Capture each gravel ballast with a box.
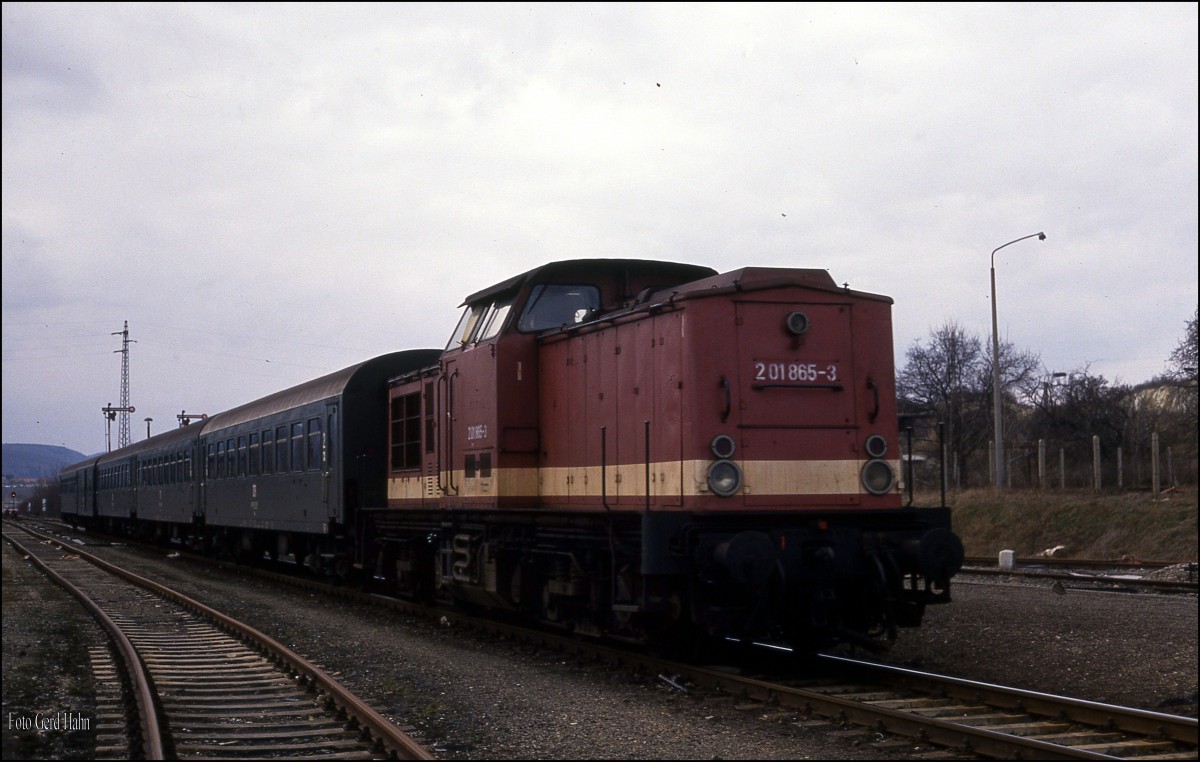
[3,534,1196,759]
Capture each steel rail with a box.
[11,522,434,760]
[818,653,1198,745]
[963,555,1180,570]
[959,565,1198,592]
[3,528,167,760]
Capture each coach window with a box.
[207,443,216,479]
[276,425,289,473]
[517,284,600,332]
[327,412,337,466]
[291,422,304,472]
[249,433,259,476]
[391,393,421,470]
[273,427,284,472]
[226,438,236,477]
[262,430,273,475]
[307,418,322,470]
[424,382,435,453]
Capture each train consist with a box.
[61,259,963,653]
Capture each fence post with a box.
[938,421,946,508]
[1059,448,1065,489]
[988,441,995,487]
[1037,439,1046,488]
[1151,432,1160,495]
[1117,446,1123,489]
[1167,446,1174,488]
[1006,444,1013,488]
[1092,435,1101,491]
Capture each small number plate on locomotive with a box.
[753,361,839,383]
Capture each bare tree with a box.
[1154,308,1199,484]
[1167,308,1198,381]
[898,321,1039,487]
[898,323,983,484]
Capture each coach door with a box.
[198,436,209,522]
[189,442,199,520]
[324,402,337,519]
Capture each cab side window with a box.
[517,284,600,332]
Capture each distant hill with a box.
[2,443,89,479]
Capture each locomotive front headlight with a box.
[706,459,743,497]
[710,434,736,459]
[785,311,810,336]
[865,435,888,458]
[861,459,895,495]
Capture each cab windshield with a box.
[444,296,515,349]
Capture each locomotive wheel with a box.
[645,590,713,662]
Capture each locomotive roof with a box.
[655,267,893,304]
[198,349,440,433]
[460,258,717,306]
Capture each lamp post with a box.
[991,231,1046,488]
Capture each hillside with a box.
[2,443,88,479]
[937,488,1199,562]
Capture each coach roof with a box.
[200,350,440,433]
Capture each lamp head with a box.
[1038,232,1046,240]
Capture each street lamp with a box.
[991,231,1046,488]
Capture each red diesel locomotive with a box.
[60,258,962,654]
[376,259,962,651]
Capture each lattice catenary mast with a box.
[112,321,136,448]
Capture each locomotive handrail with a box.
[720,376,731,421]
[436,372,447,496]
[643,420,651,512]
[447,369,459,495]
[600,426,612,512]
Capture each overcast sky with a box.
[3,3,1196,456]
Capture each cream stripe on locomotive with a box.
[388,458,898,501]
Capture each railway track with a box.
[22,518,1198,759]
[721,653,1199,760]
[2,521,433,760]
[417,622,1199,759]
[960,555,1198,594]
